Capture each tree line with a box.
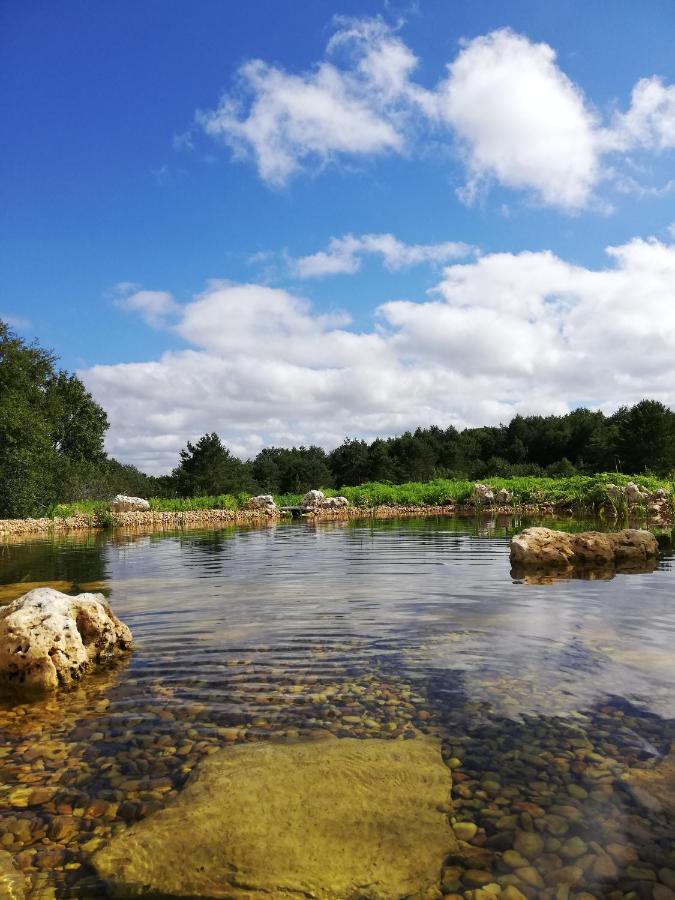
[2,320,674,517]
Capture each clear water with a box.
[1,516,674,898]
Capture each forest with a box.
[2,320,674,518]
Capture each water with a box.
[1,516,674,898]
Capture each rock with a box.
[302,489,326,509]
[322,496,350,509]
[503,850,529,868]
[626,744,675,815]
[0,588,132,692]
[93,736,457,899]
[246,495,277,512]
[301,491,349,511]
[453,821,478,841]
[560,836,587,859]
[473,484,495,504]
[463,870,494,888]
[654,885,675,900]
[625,482,649,507]
[509,527,658,568]
[0,848,24,899]
[496,488,513,504]
[110,494,150,512]
[513,829,545,860]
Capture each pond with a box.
[1,516,674,898]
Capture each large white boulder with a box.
[246,494,277,512]
[111,494,150,512]
[322,495,350,509]
[472,484,494,504]
[0,588,132,692]
[301,489,326,509]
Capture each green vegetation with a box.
[2,320,675,519]
[48,473,673,520]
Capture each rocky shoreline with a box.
[0,500,672,538]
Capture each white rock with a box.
[111,494,150,512]
[496,488,513,504]
[0,588,132,692]
[302,490,326,509]
[472,484,494,503]
[323,496,350,509]
[247,494,277,511]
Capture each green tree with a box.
[612,400,675,475]
[0,321,109,517]
[172,432,251,496]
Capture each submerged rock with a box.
[0,588,132,692]
[0,849,24,899]
[510,527,658,568]
[92,735,456,899]
[626,743,675,816]
[110,494,150,512]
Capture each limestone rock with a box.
[246,494,277,512]
[496,488,513,504]
[626,743,675,816]
[323,495,350,509]
[110,494,150,512]
[0,588,132,692]
[0,849,24,899]
[302,489,326,509]
[625,482,648,507]
[92,736,457,899]
[473,484,494,504]
[510,527,658,568]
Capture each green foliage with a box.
[148,494,240,512]
[0,321,109,517]
[251,446,334,494]
[171,433,254,497]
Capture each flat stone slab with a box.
[93,736,456,899]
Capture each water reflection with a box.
[1,517,674,897]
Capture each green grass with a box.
[44,473,674,521]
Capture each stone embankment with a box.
[1,480,672,538]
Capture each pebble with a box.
[452,821,478,841]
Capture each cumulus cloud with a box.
[197,18,412,186]
[82,235,675,472]
[193,18,675,209]
[602,77,675,152]
[292,233,474,278]
[434,30,599,209]
[113,284,180,328]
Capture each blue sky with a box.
[2,1,675,471]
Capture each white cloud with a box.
[197,18,410,186]
[113,284,180,328]
[292,233,474,278]
[434,29,599,209]
[602,77,675,153]
[193,18,675,209]
[83,235,675,472]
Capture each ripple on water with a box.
[1,516,674,898]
